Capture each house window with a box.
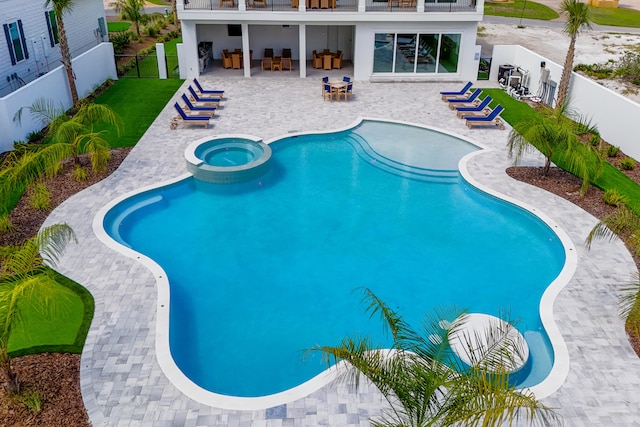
[3,20,29,65]
[373,32,461,75]
[45,10,59,47]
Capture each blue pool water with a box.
[104,120,566,398]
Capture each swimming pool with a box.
[98,119,570,409]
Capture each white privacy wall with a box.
[0,43,117,153]
[490,44,640,162]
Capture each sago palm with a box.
[44,0,79,106]
[0,223,76,393]
[309,288,559,427]
[507,104,602,195]
[556,0,592,109]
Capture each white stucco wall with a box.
[0,0,107,97]
[490,44,640,162]
[0,42,117,153]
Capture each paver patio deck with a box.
[44,76,640,426]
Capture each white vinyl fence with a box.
[0,43,117,153]
[490,44,640,161]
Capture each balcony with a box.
[182,0,477,12]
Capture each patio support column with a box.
[357,0,365,13]
[299,24,306,78]
[242,23,251,77]
[180,21,199,79]
[417,0,424,12]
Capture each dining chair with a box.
[332,52,343,69]
[322,83,334,101]
[321,76,329,96]
[282,57,293,71]
[261,56,273,70]
[312,51,322,69]
[323,54,332,70]
[232,53,241,69]
[264,48,274,58]
[282,48,292,58]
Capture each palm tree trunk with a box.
[172,0,180,30]
[55,14,79,107]
[555,34,577,110]
[0,348,19,394]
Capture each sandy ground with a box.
[478,21,640,103]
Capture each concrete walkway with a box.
[44,77,640,426]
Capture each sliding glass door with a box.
[373,32,461,75]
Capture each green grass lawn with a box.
[484,0,559,20]
[93,78,184,148]
[588,6,640,28]
[107,21,131,33]
[480,88,640,215]
[7,268,94,357]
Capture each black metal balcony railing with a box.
[183,0,474,11]
[366,0,416,12]
[424,0,476,12]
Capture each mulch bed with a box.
[1,145,640,425]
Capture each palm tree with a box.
[555,0,592,110]
[507,104,602,195]
[5,98,123,209]
[309,288,559,427]
[586,206,640,255]
[0,224,76,394]
[44,0,79,106]
[110,0,146,37]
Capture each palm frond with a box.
[585,206,640,250]
[619,273,640,320]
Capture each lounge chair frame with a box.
[170,103,210,129]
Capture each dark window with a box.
[45,10,59,47]
[228,24,242,37]
[3,20,29,65]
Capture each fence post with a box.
[157,43,168,79]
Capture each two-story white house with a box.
[0,0,108,97]
[176,0,483,81]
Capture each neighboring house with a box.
[176,0,484,81]
[0,0,108,97]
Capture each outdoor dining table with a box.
[328,80,348,101]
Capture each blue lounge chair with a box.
[440,81,472,100]
[465,105,505,130]
[188,86,221,104]
[170,103,210,129]
[181,94,216,115]
[193,78,224,97]
[456,96,492,118]
[447,89,482,109]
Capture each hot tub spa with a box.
[185,136,272,184]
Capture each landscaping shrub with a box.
[621,157,636,170]
[574,62,615,79]
[615,51,640,85]
[145,25,159,38]
[28,183,51,210]
[111,31,131,54]
[606,145,620,157]
[589,134,601,147]
[602,188,628,207]
[26,130,43,143]
[0,214,14,235]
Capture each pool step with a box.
[345,134,460,184]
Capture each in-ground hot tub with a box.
[185,136,272,184]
